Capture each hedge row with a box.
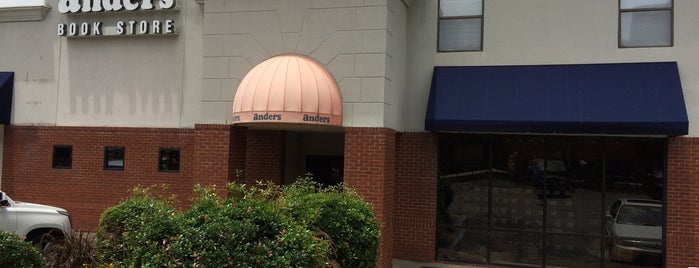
[96,179,380,267]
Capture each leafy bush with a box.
[283,181,380,267]
[0,230,47,268]
[165,186,249,267]
[232,186,330,268]
[96,186,179,267]
[95,180,379,267]
[169,184,329,267]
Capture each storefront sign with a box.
[232,112,339,126]
[302,114,331,123]
[56,0,179,37]
[58,0,176,13]
[253,113,282,121]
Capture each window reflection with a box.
[490,231,542,267]
[603,140,664,267]
[437,135,664,267]
[438,0,483,51]
[546,235,601,268]
[437,228,486,263]
[617,204,661,226]
[104,146,125,171]
[619,0,673,48]
[159,148,180,172]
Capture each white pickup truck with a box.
[0,191,72,247]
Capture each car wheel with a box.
[28,230,64,252]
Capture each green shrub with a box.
[169,185,329,267]
[96,186,179,267]
[95,180,379,268]
[283,180,380,268]
[232,198,329,268]
[166,186,252,267]
[0,230,47,268]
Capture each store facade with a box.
[1,0,699,267]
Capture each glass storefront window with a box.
[437,134,664,267]
[438,135,490,229]
[546,234,601,268]
[490,230,542,267]
[437,227,487,263]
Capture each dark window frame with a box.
[437,0,484,52]
[52,145,73,169]
[158,148,180,173]
[618,0,673,48]
[103,146,125,171]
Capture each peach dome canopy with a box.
[232,54,342,127]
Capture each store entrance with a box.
[306,155,343,186]
[284,131,344,186]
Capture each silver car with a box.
[605,198,662,263]
[0,192,72,248]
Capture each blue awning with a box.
[0,72,13,125]
[425,62,688,135]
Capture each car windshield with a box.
[534,159,566,172]
[616,205,662,226]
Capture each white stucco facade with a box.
[0,0,203,128]
[200,0,406,128]
[3,0,695,134]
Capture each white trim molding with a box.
[0,1,50,22]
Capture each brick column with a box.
[394,132,438,261]
[666,137,699,267]
[343,127,395,268]
[193,124,232,196]
[244,130,286,185]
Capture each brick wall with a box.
[1,125,231,231]
[666,136,699,268]
[244,129,285,185]
[193,124,234,196]
[394,132,438,261]
[344,127,395,268]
